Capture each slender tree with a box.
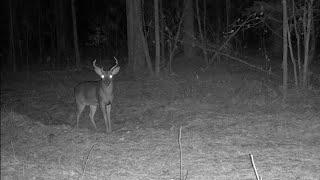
[196,0,208,65]
[38,0,42,64]
[154,0,160,75]
[9,0,16,72]
[215,0,223,62]
[203,0,207,53]
[282,0,288,100]
[215,0,222,41]
[183,0,195,59]
[71,0,81,69]
[302,0,314,88]
[160,0,165,64]
[226,0,230,30]
[126,0,134,73]
[55,0,69,68]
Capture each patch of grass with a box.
[1,67,319,179]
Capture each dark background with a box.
[0,0,318,72]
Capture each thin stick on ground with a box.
[10,140,18,162]
[179,126,182,180]
[178,126,188,180]
[249,154,261,180]
[79,143,96,180]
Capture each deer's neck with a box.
[99,80,113,93]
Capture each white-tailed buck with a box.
[74,57,120,133]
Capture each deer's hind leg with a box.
[89,105,97,129]
[76,103,85,128]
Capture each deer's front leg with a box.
[106,104,112,133]
[100,102,109,133]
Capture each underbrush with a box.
[1,67,319,179]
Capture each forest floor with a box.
[1,55,320,180]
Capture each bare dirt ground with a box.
[1,57,320,180]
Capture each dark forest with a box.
[1,0,320,179]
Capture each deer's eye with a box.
[101,74,105,79]
[109,74,113,79]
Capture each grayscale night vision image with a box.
[1,0,319,179]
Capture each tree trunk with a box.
[26,29,30,79]
[196,0,208,65]
[126,0,152,76]
[138,19,154,75]
[126,0,134,73]
[9,0,16,72]
[282,0,288,100]
[160,0,165,64]
[55,0,69,68]
[154,0,160,75]
[270,1,283,58]
[287,26,298,87]
[226,0,230,30]
[183,0,195,59]
[215,0,222,62]
[302,0,313,88]
[38,0,43,64]
[203,0,207,48]
[225,0,231,52]
[292,0,302,85]
[215,0,222,42]
[71,0,81,69]
[309,14,315,68]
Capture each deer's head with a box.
[93,57,120,86]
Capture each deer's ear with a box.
[92,59,104,77]
[111,66,120,75]
[94,67,103,76]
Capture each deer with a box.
[74,57,120,133]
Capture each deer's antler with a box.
[111,57,119,70]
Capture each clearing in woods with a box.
[1,56,320,179]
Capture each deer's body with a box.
[74,58,120,133]
[75,81,113,106]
